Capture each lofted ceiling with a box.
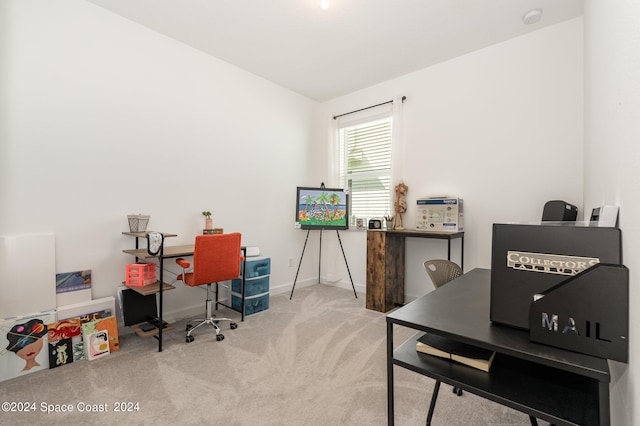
[87,0,584,102]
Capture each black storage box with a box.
[490,223,622,330]
[541,200,578,221]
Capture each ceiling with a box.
[87,0,584,102]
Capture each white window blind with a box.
[339,116,393,225]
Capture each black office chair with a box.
[423,260,464,398]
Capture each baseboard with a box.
[322,279,365,296]
[156,277,365,322]
[163,304,208,323]
[270,277,315,295]
[272,278,365,297]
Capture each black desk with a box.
[123,235,248,352]
[386,268,610,426]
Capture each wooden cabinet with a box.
[366,229,464,313]
[366,231,405,312]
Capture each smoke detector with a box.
[523,9,542,25]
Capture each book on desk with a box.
[416,333,496,373]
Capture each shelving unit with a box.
[130,321,175,338]
[122,231,180,352]
[125,281,175,296]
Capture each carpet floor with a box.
[0,285,535,425]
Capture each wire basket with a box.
[127,214,150,232]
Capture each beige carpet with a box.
[0,285,533,425]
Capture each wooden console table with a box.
[366,229,464,312]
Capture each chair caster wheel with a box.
[216,334,224,341]
[186,324,192,331]
[186,335,194,343]
[453,387,462,396]
[230,322,238,330]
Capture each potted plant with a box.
[202,211,212,230]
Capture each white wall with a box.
[318,19,584,301]
[0,3,585,311]
[584,1,640,424]
[0,0,319,320]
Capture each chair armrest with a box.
[176,258,191,269]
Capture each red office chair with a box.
[176,233,243,343]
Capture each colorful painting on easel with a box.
[0,311,56,383]
[295,187,349,230]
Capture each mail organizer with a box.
[529,263,628,362]
[490,223,622,330]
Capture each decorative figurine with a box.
[394,181,408,230]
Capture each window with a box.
[339,116,393,226]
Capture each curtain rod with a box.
[333,96,406,120]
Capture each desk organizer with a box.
[529,263,628,362]
[126,262,156,287]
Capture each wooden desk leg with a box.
[387,320,395,426]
